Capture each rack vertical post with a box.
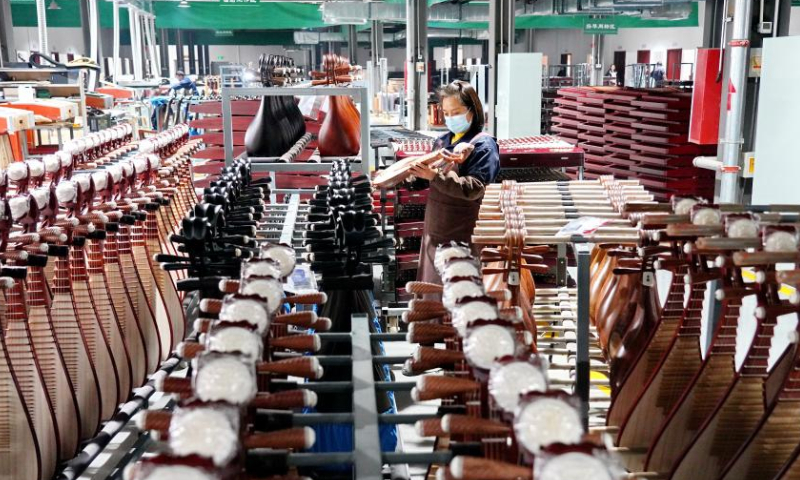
[573,241,592,429]
[351,313,384,480]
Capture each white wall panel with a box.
[790,6,800,35]
[382,47,407,73]
[528,29,593,67]
[601,23,703,70]
[496,52,542,139]
[752,35,800,205]
[12,26,86,57]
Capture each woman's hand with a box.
[439,143,475,165]
[408,162,438,181]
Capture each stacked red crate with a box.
[599,89,646,180]
[551,87,583,177]
[551,87,582,145]
[554,86,717,200]
[576,89,613,178]
[627,91,717,199]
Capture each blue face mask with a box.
[445,113,471,135]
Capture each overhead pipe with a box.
[293,28,489,46]
[717,0,729,80]
[36,0,48,56]
[322,0,691,23]
[406,0,428,131]
[717,0,753,203]
[693,156,723,171]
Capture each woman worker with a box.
[408,80,501,285]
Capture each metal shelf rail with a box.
[261,316,452,478]
[220,86,372,196]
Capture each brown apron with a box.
[416,133,491,286]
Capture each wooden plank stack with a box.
[553,86,718,200]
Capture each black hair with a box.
[438,80,485,132]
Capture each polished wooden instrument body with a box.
[315,54,361,158]
[0,199,54,480]
[668,254,796,479]
[615,237,710,471]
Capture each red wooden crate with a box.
[578,141,605,154]
[605,114,638,124]
[605,123,639,135]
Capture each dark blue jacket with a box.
[433,129,500,186]
[171,77,198,95]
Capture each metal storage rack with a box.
[51,249,598,479]
[0,68,88,155]
[221,86,371,196]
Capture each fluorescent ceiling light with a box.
[178,0,190,8]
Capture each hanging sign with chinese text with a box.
[583,18,618,35]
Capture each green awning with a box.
[515,5,699,29]
[153,2,327,30]
[10,0,698,32]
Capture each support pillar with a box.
[197,42,205,76]
[93,0,104,79]
[112,0,121,81]
[488,0,514,134]
[717,0,753,203]
[160,29,170,77]
[370,20,384,64]
[80,0,91,57]
[176,29,184,74]
[775,0,792,35]
[0,0,16,65]
[406,0,428,131]
[703,0,725,48]
[524,29,535,52]
[187,32,196,75]
[346,25,359,64]
[327,27,337,56]
[589,34,603,86]
[370,21,384,96]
